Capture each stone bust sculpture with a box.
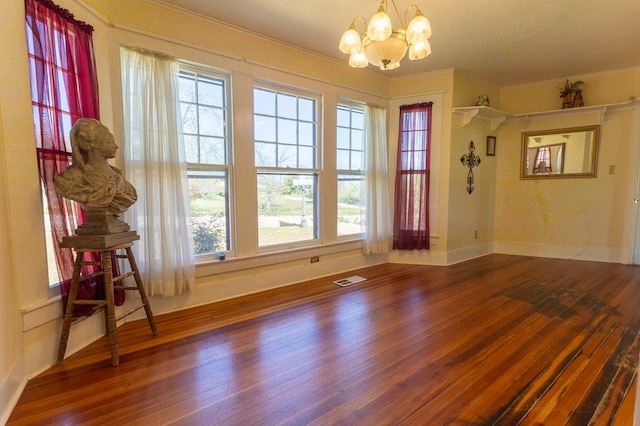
[55,118,137,235]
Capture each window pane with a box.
[184,134,198,163]
[200,136,226,164]
[337,149,350,170]
[338,174,364,236]
[189,169,230,254]
[298,146,314,169]
[254,88,275,115]
[352,109,364,129]
[278,144,297,168]
[299,97,315,122]
[181,104,198,134]
[197,75,224,107]
[257,173,317,247]
[179,72,196,102]
[337,127,350,149]
[278,118,297,144]
[351,150,363,170]
[299,122,315,146]
[199,106,225,137]
[254,115,276,142]
[277,93,297,119]
[255,142,276,167]
[351,129,364,150]
[337,106,351,127]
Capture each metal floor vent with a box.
[333,275,367,287]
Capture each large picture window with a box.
[253,85,320,248]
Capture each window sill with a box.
[20,296,62,332]
[195,239,363,278]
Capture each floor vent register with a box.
[333,275,367,287]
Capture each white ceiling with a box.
[155,0,640,87]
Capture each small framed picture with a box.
[486,136,496,156]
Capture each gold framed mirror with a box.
[521,125,600,179]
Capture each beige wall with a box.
[500,68,640,114]
[0,98,25,425]
[495,73,640,262]
[1,1,48,423]
[446,74,502,262]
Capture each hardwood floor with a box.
[8,254,640,425]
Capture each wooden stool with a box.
[57,232,157,366]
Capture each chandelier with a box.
[338,0,432,70]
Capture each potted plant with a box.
[558,79,573,109]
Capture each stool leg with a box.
[102,250,119,366]
[125,247,157,336]
[57,252,84,364]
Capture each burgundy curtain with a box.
[534,146,551,172]
[393,102,432,250]
[25,0,124,314]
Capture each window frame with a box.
[336,101,366,239]
[392,102,432,250]
[25,6,98,298]
[253,82,323,251]
[178,63,235,261]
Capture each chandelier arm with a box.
[389,0,406,28]
[353,15,367,34]
[403,5,420,27]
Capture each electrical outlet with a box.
[474,230,478,239]
[310,256,319,263]
[609,165,616,175]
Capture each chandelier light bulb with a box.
[339,26,362,54]
[409,40,431,60]
[406,12,432,44]
[367,6,392,41]
[349,49,369,68]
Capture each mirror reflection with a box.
[521,125,600,179]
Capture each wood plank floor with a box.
[8,254,640,425]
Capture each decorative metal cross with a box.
[460,140,481,194]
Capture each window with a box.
[393,102,432,250]
[253,85,320,248]
[336,103,365,236]
[179,66,232,257]
[25,0,100,296]
[534,146,551,174]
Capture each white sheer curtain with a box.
[120,47,195,296]
[362,105,391,254]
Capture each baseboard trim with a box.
[0,355,27,426]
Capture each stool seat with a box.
[57,234,156,366]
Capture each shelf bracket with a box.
[597,106,607,124]
[489,116,506,132]
[459,108,480,127]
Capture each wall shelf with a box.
[453,99,640,131]
[513,99,640,129]
[452,106,511,131]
